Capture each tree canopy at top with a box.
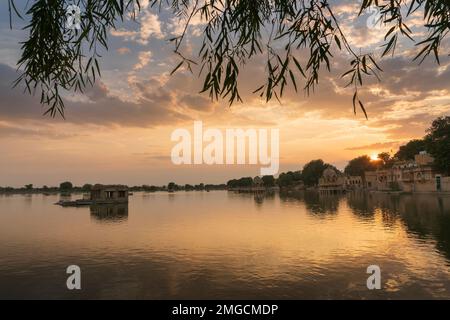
[8,0,450,117]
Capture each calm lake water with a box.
[1,191,450,299]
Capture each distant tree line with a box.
[226,176,276,188]
[0,181,90,194]
[227,159,340,190]
[0,181,227,194]
[165,182,227,192]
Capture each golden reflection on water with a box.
[0,191,450,299]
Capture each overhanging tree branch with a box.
[7,0,450,118]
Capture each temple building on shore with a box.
[318,168,346,194]
[364,152,450,193]
[345,176,363,190]
[318,152,450,194]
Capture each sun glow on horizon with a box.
[370,154,379,161]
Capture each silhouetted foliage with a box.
[377,152,395,168]
[425,116,450,175]
[227,177,253,188]
[277,171,302,187]
[7,0,448,117]
[395,139,428,161]
[344,155,378,177]
[194,183,205,190]
[59,181,73,191]
[168,182,179,191]
[82,183,93,191]
[262,175,275,187]
[302,159,336,187]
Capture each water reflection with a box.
[346,191,376,218]
[90,203,128,223]
[23,194,33,206]
[346,192,402,227]
[280,191,450,261]
[253,191,276,205]
[280,190,343,216]
[1,191,450,299]
[345,193,450,237]
[387,194,450,260]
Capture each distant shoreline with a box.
[2,188,450,196]
[0,188,227,195]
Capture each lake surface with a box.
[1,190,450,299]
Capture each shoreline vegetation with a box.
[0,183,228,195]
[1,184,447,196]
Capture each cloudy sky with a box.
[0,0,449,187]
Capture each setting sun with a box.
[370,154,379,161]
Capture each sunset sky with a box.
[0,0,449,187]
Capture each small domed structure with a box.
[319,167,345,194]
[253,176,263,187]
[323,167,338,182]
[252,176,265,193]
